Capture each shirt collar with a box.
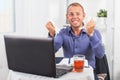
[68,25,87,34]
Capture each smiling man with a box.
[45,2,105,80]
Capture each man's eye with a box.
[68,13,81,16]
[76,13,80,16]
[69,13,74,16]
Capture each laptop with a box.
[4,35,73,78]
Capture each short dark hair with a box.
[67,2,85,13]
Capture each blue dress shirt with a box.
[51,26,104,69]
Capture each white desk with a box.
[7,67,94,80]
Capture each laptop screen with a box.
[4,35,56,77]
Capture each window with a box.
[0,0,14,33]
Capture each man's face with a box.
[66,6,85,29]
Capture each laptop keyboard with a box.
[56,65,73,78]
[56,68,68,78]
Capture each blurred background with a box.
[0,0,120,80]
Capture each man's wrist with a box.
[89,31,94,37]
[48,32,55,37]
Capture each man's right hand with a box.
[46,21,55,37]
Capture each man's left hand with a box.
[85,19,95,36]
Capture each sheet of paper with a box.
[57,58,89,67]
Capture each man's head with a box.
[66,2,86,29]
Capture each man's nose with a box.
[72,14,78,18]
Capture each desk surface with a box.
[7,57,94,80]
[7,67,94,80]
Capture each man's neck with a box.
[72,27,82,36]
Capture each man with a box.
[46,2,104,80]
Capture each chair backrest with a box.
[95,54,110,80]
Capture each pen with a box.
[68,58,70,64]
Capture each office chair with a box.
[95,54,110,80]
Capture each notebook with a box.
[4,35,73,78]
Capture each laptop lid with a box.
[4,35,56,77]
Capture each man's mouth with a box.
[72,20,78,24]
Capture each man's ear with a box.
[66,14,68,20]
[83,13,86,19]
[66,14,69,24]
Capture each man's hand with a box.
[46,21,56,37]
[85,19,95,36]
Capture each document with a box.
[57,58,89,67]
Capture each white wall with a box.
[15,0,49,37]
[15,0,66,37]
[105,0,114,79]
[113,0,120,79]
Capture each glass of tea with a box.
[73,54,85,72]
